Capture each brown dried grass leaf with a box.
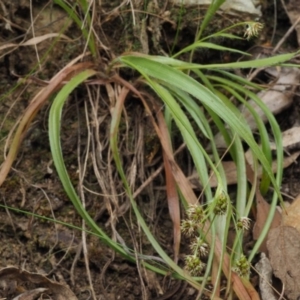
[12,288,48,300]
[157,109,181,263]
[0,267,77,300]
[270,127,300,151]
[0,61,94,187]
[22,34,71,45]
[245,150,300,176]
[267,226,300,300]
[0,33,71,51]
[206,151,300,187]
[282,194,300,233]
[146,101,198,205]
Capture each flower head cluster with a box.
[181,204,205,236]
[232,254,250,277]
[182,204,208,275]
[213,191,228,215]
[237,217,251,231]
[190,237,209,257]
[244,22,264,40]
[181,219,199,236]
[185,255,206,276]
[186,204,205,222]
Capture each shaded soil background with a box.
[0,0,299,299]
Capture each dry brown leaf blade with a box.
[0,267,77,300]
[0,34,70,51]
[267,226,300,300]
[22,33,71,46]
[270,127,300,151]
[245,150,300,173]
[0,61,95,187]
[13,288,48,300]
[209,161,238,187]
[157,108,181,264]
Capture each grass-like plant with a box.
[109,50,295,298]
[1,0,299,299]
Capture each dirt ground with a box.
[0,0,300,299]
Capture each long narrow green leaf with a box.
[191,69,237,158]
[48,69,126,254]
[54,0,96,55]
[118,55,282,207]
[196,0,226,40]
[201,32,244,41]
[208,75,281,193]
[109,79,203,289]
[125,52,298,70]
[48,69,185,275]
[214,69,264,90]
[168,87,210,138]
[146,78,221,296]
[207,76,283,261]
[174,42,249,58]
[199,21,253,42]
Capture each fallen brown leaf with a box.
[189,151,300,188]
[0,267,77,300]
[255,253,277,300]
[267,226,300,300]
[245,150,300,174]
[270,127,300,151]
[282,193,300,233]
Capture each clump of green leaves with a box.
[45,0,299,297]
